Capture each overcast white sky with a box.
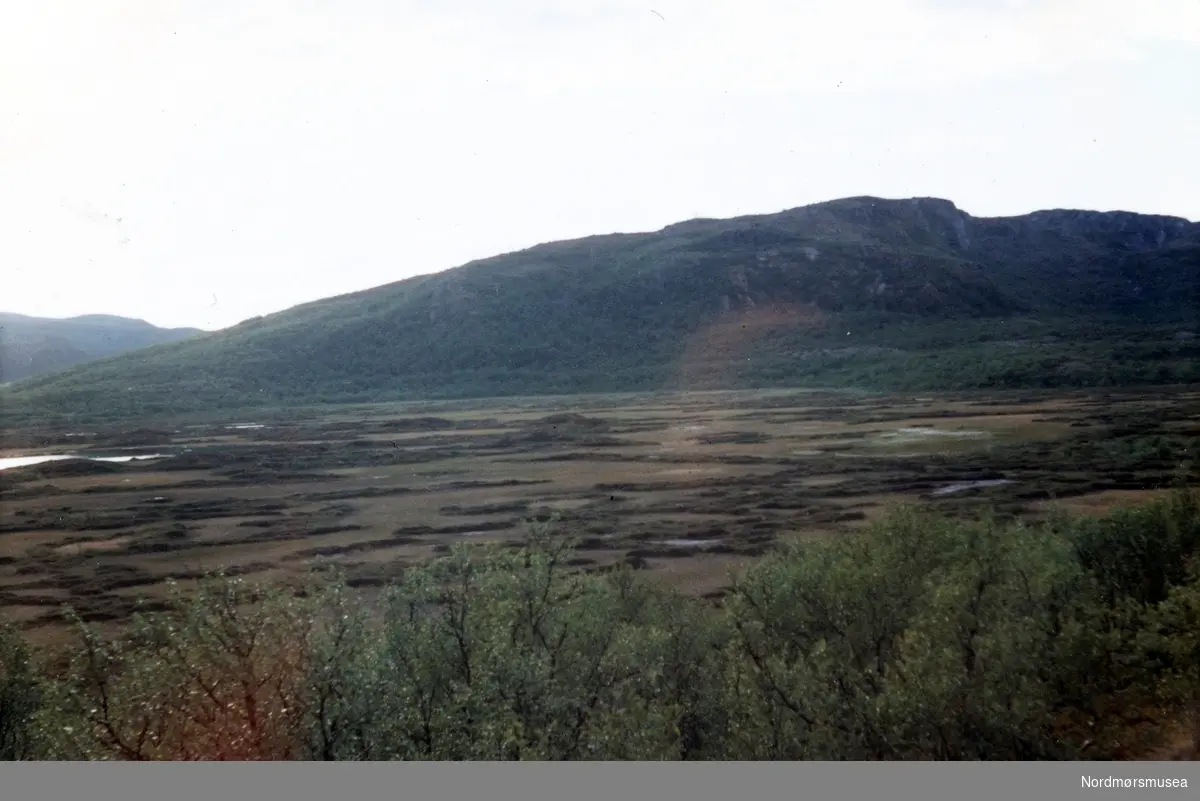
[2,0,1198,331]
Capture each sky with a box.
[2,0,1198,331]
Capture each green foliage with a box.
[305,526,727,760]
[1143,572,1200,753]
[1071,488,1200,605]
[723,508,1078,758]
[36,577,330,760]
[0,622,41,760]
[4,489,1199,760]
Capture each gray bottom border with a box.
[4,761,1196,801]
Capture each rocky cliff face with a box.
[1020,209,1199,250]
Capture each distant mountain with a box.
[0,313,203,383]
[5,196,1198,421]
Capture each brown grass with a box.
[2,386,1197,643]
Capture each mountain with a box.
[0,313,203,383]
[4,196,1199,421]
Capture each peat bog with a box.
[2,387,1197,643]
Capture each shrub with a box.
[317,526,727,760]
[6,489,1198,761]
[722,508,1078,758]
[0,622,40,760]
[38,577,328,760]
[1071,487,1200,605]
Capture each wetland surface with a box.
[3,387,1197,644]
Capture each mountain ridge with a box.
[4,195,1198,421]
[0,312,203,384]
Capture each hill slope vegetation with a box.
[0,313,202,383]
[5,196,1199,419]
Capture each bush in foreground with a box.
[3,490,1198,760]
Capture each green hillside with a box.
[0,313,203,383]
[4,196,1198,421]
